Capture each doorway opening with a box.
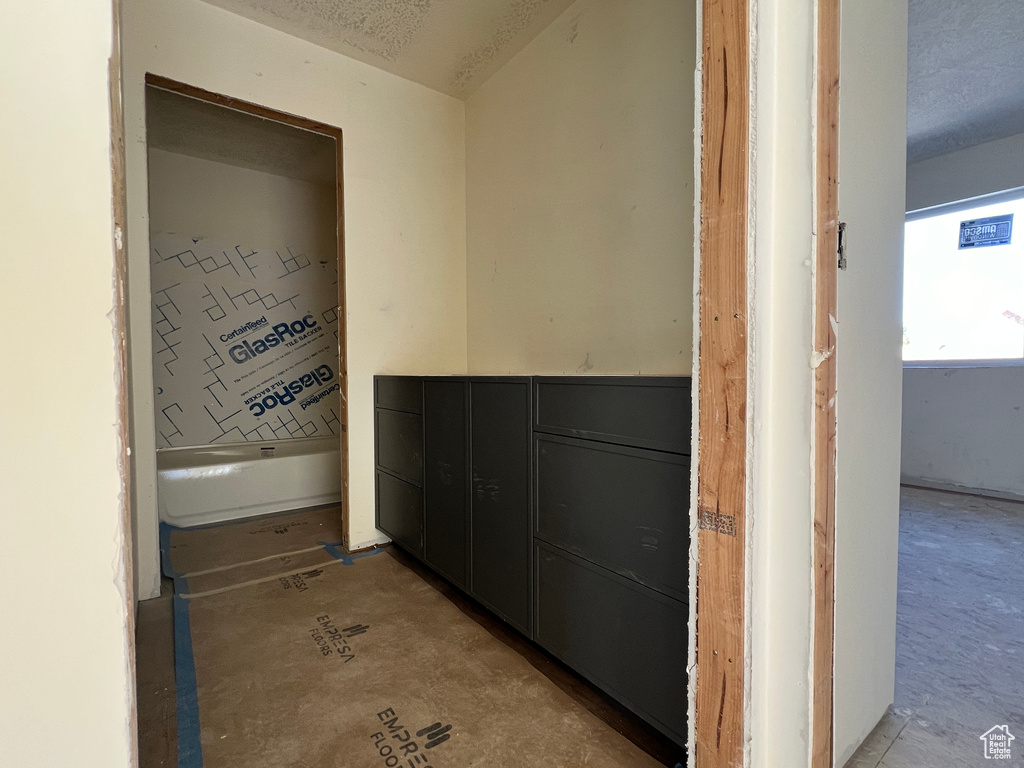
[142,76,349,541]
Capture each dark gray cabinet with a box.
[374,377,424,556]
[423,379,469,588]
[531,376,690,744]
[375,374,690,746]
[469,379,532,634]
[375,376,532,620]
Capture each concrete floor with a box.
[844,486,1024,767]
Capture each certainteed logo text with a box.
[227,314,319,364]
[219,316,268,343]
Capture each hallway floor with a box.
[135,509,685,767]
[845,486,1024,767]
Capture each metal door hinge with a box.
[838,221,848,270]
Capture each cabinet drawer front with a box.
[376,471,423,553]
[536,434,689,600]
[375,376,422,414]
[375,409,423,485]
[535,544,687,745]
[534,377,691,454]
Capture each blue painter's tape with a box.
[173,589,204,768]
[318,541,353,564]
[318,542,386,565]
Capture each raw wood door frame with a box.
[142,74,352,548]
[695,0,750,764]
[812,1,841,766]
[694,0,840,765]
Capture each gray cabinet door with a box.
[535,542,688,744]
[375,409,423,485]
[375,376,424,555]
[376,471,422,554]
[534,377,691,454]
[535,434,690,601]
[470,379,532,634]
[423,379,469,588]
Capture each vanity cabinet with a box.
[375,374,690,745]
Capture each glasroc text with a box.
[228,314,320,364]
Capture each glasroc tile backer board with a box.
[149,231,341,448]
[172,551,663,768]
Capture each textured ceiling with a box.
[198,0,578,99]
[146,86,337,183]
[908,0,1024,163]
[176,1,1024,164]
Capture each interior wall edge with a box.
[109,0,141,762]
[832,0,908,762]
[0,0,136,764]
[746,0,820,764]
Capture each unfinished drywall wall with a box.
[123,0,468,596]
[148,148,337,264]
[465,0,695,375]
[901,135,1024,500]
[0,1,134,765]
[833,0,909,763]
[902,367,1024,498]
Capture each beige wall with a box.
[0,1,135,766]
[123,0,468,595]
[465,0,696,375]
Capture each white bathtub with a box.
[157,436,342,527]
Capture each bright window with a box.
[903,190,1024,363]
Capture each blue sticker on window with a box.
[959,214,1013,249]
